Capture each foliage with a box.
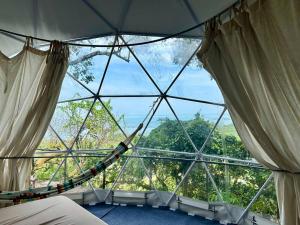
[69,45,95,83]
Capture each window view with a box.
[35,35,278,222]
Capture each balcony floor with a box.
[84,204,221,225]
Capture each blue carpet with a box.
[84,204,220,225]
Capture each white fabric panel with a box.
[0,44,69,191]
[197,0,300,224]
[120,0,197,36]
[0,0,236,55]
[0,196,107,225]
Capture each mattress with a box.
[0,196,107,225]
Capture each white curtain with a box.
[0,41,69,191]
[197,0,300,224]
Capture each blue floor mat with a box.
[84,204,220,225]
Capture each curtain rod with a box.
[0,1,239,48]
[0,154,265,169]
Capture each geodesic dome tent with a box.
[0,1,299,225]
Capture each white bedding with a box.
[0,196,107,225]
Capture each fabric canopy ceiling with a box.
[0,0,236,55]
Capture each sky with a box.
[57,36,234,134]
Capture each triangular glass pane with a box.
[63,152,126,191]
[114,153,152,191]
[50,99,95,149]
[204,164,271,208]
[102,155,128,190]
[33,157,67,188]
[68,36,116,94]
[142,158,192,192]
[101,97,158,140]
[136,99,195,154]
[58,74,94,102]
[176,160,246,205]
[202,111,255,160]
[79,155,106,190]
[217,111,240,139]
[122,35,200,92]
[40,154,107,193]
[35,129,68,188]
[176,162,209,202]
[167,60,224,104]
[58,74,92,104]
[167,98,225,150]
[38,127,66,150]
[100,38,159,95]
[250,179,279,222]
[69,150,135,190]
[72,99,125,151]
[64,155,97,191]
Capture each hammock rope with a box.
[0,123,143,204]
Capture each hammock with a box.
[0,123,143,204]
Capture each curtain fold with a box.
[197,0,300,224]
[0,42,69,191]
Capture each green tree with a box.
[139,114,277,218]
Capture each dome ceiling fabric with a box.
[0,0,236,56]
